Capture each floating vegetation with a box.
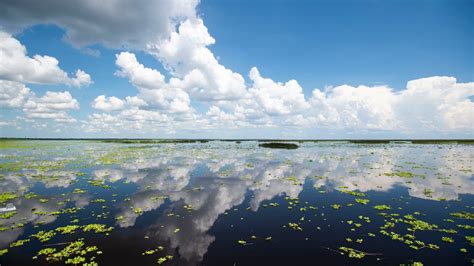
[441,236,454,243]
[72,188,87,194]
[288,222,303,231]
[35,238,101,265]
[157,255,173,264]
[24,192,38,199]
[32,230,56,242]
[374,205,391,211]
[384,172,416,178]
[338,246,366,259]
[0,249,8,256]
[466,236,474,245]
[0,211,16,219]
[450,211,474,220]
[355,198,370,205]
[0,192,17,204]
[9,239,30,247]
[82,224,114,234]
[55,225,80,234]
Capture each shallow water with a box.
[0,140,473,265]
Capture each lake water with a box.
[0,140,473,265]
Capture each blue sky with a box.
[0,0,473,138]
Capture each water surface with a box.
[0,140,473,265]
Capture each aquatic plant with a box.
[56,225,80,234]
[441,236,454,243]
[0,249,8,256]
[374,205,391,211]
[9,239,30,247]
[450,211,474,220]
[355,198,370,205]
[82,224,113,234]
[0,192,17,204]
[36,238,101,265]
[0,211,16,219]
[338,246,366,259]
[157,255,173,264]
[32,230,56,242]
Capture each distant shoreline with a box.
[0,138,473,144]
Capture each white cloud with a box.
[91,95,125,112]
[150,19,247,101]
[304,76,474,132]
[395,76,474,131]
[307,84,398,130]
[0,31,92,87]
[0,80,30,108]
[248,67,310,116]
[115,52,192,113]
[70,69,92,88]
[0,0,199,49]
[23,91,79,123]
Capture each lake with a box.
[0,140,473,265]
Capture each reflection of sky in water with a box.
[0,141,473,265]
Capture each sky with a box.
[0,0,473,139]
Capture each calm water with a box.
[0,140,473,265]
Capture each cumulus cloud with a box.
[307,84,398,130]
[23,91,79,122]
[395,76,474,131]
[249,67,310,116]
[0,31,92,87]
[0,80,30,108]
[91,95,125,112]
[0,0,198,49]
[115,52,193,113]
[305,76,474,132]
[150,19,247,101]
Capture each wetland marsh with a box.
[0,140,473,265]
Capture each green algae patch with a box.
[157,255,173,264]
[56,225,81,234]
[35,238,101,265]
[466,236,474,245]
[338,246,366,259]
[32,230,56,242]
[450,211,474,220]
[82,224,114,234]
[441,236,454,243]
[355,198,370,205]
[374,205,391,211]
[384,172,416,178]
[0,192,17,204]
[0,211,16,219]
[9,239,30,248]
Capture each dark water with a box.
[0,140,473,265]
